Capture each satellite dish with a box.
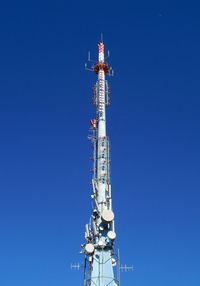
[107,231,116,240]
[101,209,115,223]
[85,243,94,254]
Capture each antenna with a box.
[81,39,119,286]
[120,265,134,272]
[85,41,114,76]
[70,263,81,270]
[73,39,132,286]
[100,32,103,43]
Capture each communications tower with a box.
[82,40,118,286]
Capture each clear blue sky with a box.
[0,1,200,285]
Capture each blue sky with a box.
[0,1,200,285]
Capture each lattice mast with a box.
[82,41,118,286]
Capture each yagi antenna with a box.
[70,263,81,270]
[120,264,134,272]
